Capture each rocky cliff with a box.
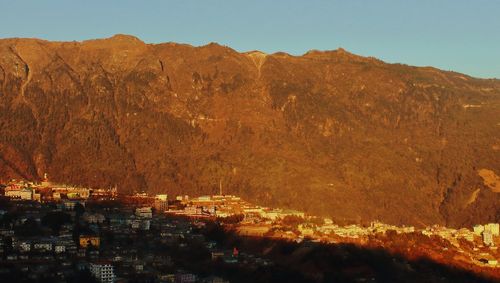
[0,35,499,227]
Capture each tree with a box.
[74,202,85,218]
[217,214,244,224]
[282,215,304,227]
[14,217,42,237]
[42,211,72,234]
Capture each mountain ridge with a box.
[0,35,499,227]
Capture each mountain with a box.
[0,35,499,227]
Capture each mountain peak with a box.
[108,34,144,43]
[82,34,145,48]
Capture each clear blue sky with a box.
[1,0,499,78]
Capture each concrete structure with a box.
[90,261,115,283]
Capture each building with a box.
[135,207,153,218]
[298,224,315,237]
[484,223,499,236]
[83,213,106,224]
[156,194,168,201]
[483,231,494,246]
[17,241,31,252]
[237,225,271,237]
[80,235,100,248]
[175,272,197,283]
[62,200,85,211]
[30,238,55,252]
[5,188,33,200]
[90,261,115,283]
[473,225,485,235]
[211,251,225,260]
[54,245,66,253]
[154,194,168,213]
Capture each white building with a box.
[483,231,494,246]
[473,225,484,236]
[18,241,31,252]
[90,261,115,283]
[55,245,66,253]
[83,213,106,224]
[33,242,52,252]
[5,188,33,200]
[485,223,499,236]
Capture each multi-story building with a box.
[485,223,499,236]
[154,194,168,213]
[90,261,115,283]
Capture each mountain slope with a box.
[0,35,499,227]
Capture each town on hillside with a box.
[0,178,498,283]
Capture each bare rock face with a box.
[0,35,499,227]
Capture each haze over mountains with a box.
[0,35,499,227]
